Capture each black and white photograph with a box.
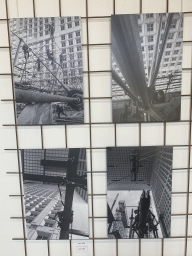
[10,17,84,125]
[112,13,183,123]
[107,146,173,239]
[20,148,88,240]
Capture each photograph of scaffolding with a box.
[20,148,88,240]
[107,146,173,239]
[10,17,84,125]
[112,13,183,122]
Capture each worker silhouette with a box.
[138,190,151,234]
[55,209,74,229]
[56,105,66,119]
[152,90,165,104]
[46,49,54,64]
[22,44,29,60]
[48,23,55,36]
[132,209,139,228]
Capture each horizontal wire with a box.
[6,167,192,175]
[2,120,192,127]
[11,235,192,240]
[0,41,192,50]
[0,12,191,23]
[4,144,192,150]
[9,191,192,197]
[0,68,191,77]
[2,94,192,102]
[10,213,192,220]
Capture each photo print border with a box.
[107,146,173,239]
[9,16,84,125]
[20,148,88,240]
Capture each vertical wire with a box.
[40,125,44,149]
[4,0,27,255]
[59,0,62,17]
[113,0,116,15]
[65,124,68,148]
[184,41,192,256]
[47,240,50,256]
[139,4,142,255]
[161,237,164,256]
[167,0,169,13]
[85,1,95,255]
[32,0,36,18]
[70,240,72,256]
[116,238,118,256]
[140,0,142,14]
[113,3,117,254]
[164,122,166,146]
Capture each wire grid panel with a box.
[0,0,192,256]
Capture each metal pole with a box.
[13,39,22,68]
[30,49,70,92]
[129,209,134,238]
[149,13,174,88]
[148,14,163,87]
[59,184,75,239]
[15,88,79,103]
[112,69,143,107]
[12,31,70,93]
[112,14,150,107]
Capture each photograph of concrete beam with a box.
[112,13,183,122]
[107,146,173,239]
[9,17,84,125]
[20,148,88,240]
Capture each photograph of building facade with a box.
[9,17,84,125]
[107,146,173,239]
[112,13,183,122]
[21,148,88,240]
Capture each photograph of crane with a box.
[112,13,183,122]
[20,148,88,240]
[107,146,173,239]
[9,17,84,125]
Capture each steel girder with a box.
[112,14,149,108]
[15,88,79,103]
[148,14,163,88]
[112,15,165,121]
[112,69,142,106]
[148,13,174,88]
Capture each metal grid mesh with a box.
[0,0,192,255]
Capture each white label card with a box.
[76,242,88,254]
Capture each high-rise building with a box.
[107,146,173,237]
[112,13,183,102]
[21,148,88,240]
[10,17,83,94]
[150,147,173,237]
[107,147,157,190]
[24,182,62,240]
